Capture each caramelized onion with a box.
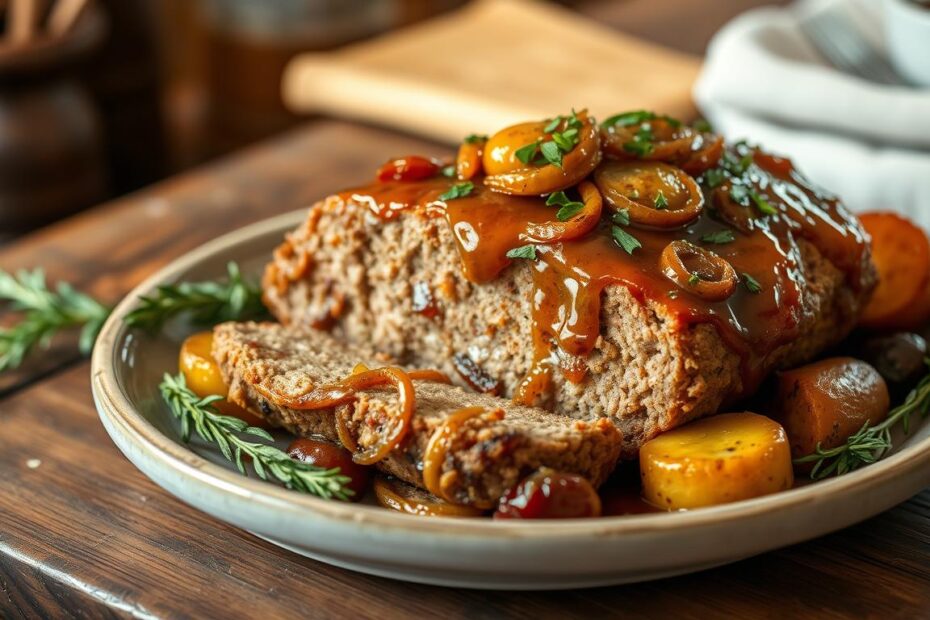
[407,369,453,383]
[660,240,738,301]
[422,407,503,508]
[373,476,485,517]
[522,181,603,243]
[456,139,485,181]
[258,367,415,466]
[594,161,702,229]
[602,118,723,175]
[483,112,602,196]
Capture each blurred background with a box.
[0,0,790,242]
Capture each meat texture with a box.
[263,196,869,457]
[213,321,622,507]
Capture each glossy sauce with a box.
[338,146,870,404]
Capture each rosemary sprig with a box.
[125,262,267,331]
[796,365,930,479]
[159,373,353,500]
[0,269,110,372]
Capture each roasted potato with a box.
[640,412,793,510]
[859,212,930,331]
[772,357,889,465]
[178,331,270,428]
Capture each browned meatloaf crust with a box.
[213,321,622,507]
[263,196,870,457]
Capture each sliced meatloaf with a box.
[213,321,622,507]
[263,194,870,457]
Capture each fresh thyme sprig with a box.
[0,269,110,372]
[125,262,267,331]
[796,365,930,479]
[159,373,353,500]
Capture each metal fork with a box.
[801,10,912,87]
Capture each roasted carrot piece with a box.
[772,357,889,469]
[859,212,930,330]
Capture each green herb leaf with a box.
[441,164,455,178]
[748,189,777,216]
[544,116,562,133]
[601,110,655,128]
[546,191,585,221]
[741,273,762,294]
[611,209,631,226]
[552,132,575,152]
[124,262,267,332]
[464,134,487,144]
[653,191,669,210]
[700,229,735,245]
[159,373,353,500]
[539,141,563,168]
[506,244,537,260]
[704,168,726,189]
[611,226,642,255]
[623,124,655,157]
[688,273,701,286]
[515,142,540,165]
[693,119,713,133]
[438,182,475,201]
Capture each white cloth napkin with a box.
[694,0,930,228]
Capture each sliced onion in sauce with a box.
[422,406,503,509]
[602,118,723,175]
[660,240,738,302]
[522,181,603,243]
[483,112,602,197]
[373,476,486,517]
[594,161,703,229]
[456,139,485,181]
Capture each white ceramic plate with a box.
[92,210,930,590]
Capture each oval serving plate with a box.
[92,209,930,590]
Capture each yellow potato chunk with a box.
[179,331,269,428]
[640,412,793,510]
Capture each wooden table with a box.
[4,2,929,618]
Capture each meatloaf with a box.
[213,321,622,507]
[262,193,871,457]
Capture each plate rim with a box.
[92,208,930,541]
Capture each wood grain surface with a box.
[2,1,927,618]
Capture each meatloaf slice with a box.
[263,195,866,457]
[213,321,622,507]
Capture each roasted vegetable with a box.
[494,468,602,519]
[772,357,889,465]
[373,476,484,517]
[859,212,930,331]
[639,412,793,510]
[860,332,928,391]
[178,331,269,428]
[287,437,372,500]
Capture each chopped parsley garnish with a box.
[611,209,631,226]
[704,168,726,189]
[693,119,713,132]
[438,182,474,201]
[611,225,642,255]
[748,188,777,215]
[742,273,762,294]
[722,151,753,176]
[700,229,735,245]
[441,164,455,178]
[540,141,564,168]
[514,112,584,169]
[623,124,655,157]
[653,191,669,210]
[546,191,585,221]
[515,141,541,165]
[688,273,701,286]
[506,244,537,260]
[601,110,682,129]
[464,134,487,144]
